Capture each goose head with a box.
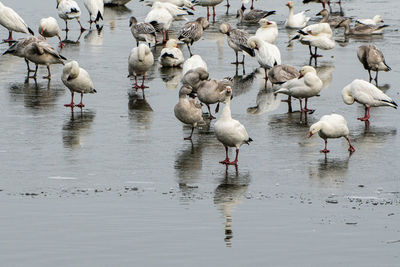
[373,15,384,23]
[285,1,293,8]
[179,85,194,97]
[236,9,244,19]
[196,17,209,29]
[335,18,351,29]
[316,9,329,17]
[258,19,275,28]
[219,23,232,34]
[63,60,80,80]
[307,121,323,138]
[247,36,263,50]
[183,0,195,10]
[129,17,138,27]
[222,86,233,103]
[165,39,179,48]
[298,66,317,79]
[341,85,355,105]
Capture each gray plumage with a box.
[181,67,209,92]
[178,17,209,56]
[357,45,391,83]
[129,16,156,46]
[236,9,276,24]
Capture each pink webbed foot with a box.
[320,149,330,153]
[64,103,75,107]
[357,116,370,121]
[228,160,238,166]
[348,146,355,153]
[219,159,230,164]
[184,137,192,140]
[59,42,65,48]
[75,103,85,108]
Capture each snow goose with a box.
[174,85,204,140]
[178,17,209,57]
[342,79,397,121]
[129,16,157,47]
[146,0,194,8]
[195,0,224,22]
[335,18,388,35]
[214,86,252,166]
[62,60,97,108]
[182,54,207,75]
[38,17,64,48]
[151,2,193,21]
[357,45,390,84]
[128,43,154,90]
[2,36,45,73]
[104,0,132,6]
[247,36,281,80]
[236,9,275,24]
[308,114,355,153]
[316,9,345,27]
[145,3,174,43]
[159,39,184,67]
[83,0,104,29]
[256,19,278,44]
[219,23,255,65]
[181,67,209,92]
[24,41,66,79]
[274,66,323,113]
[284,1,310,29]
[0,1,34,41]
[57,0,85,32]
[356,15,384,26]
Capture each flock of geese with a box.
[0,0,397,166]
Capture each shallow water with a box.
[0,0,399,265]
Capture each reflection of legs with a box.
[219,146,230,164]
[357,106,370,121]
[345,137,355,152]
[281,96,292,113]
[184,127,195,140]
[320,139,329,153]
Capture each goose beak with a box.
[307,132,313,138]
[298,74,303,79]
[191,6,195,10]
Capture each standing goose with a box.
[62,60,97,108]
[247,36,281,80]
[181,67,209,92]
[274,66,323,113]
[335,18,388,35]
[284,1,310,29]
[38,17,64,48]
[214,86,252,166]
[219,23,255,65]
[308,114,355,153]
[145,3,174,43]
[182,54,207,75]
[152,2,193,21]
[84,0,104,29]
[129,16,157,47]
[178,17,209,57]
[159,39,184,67]
[24,41,66,79]
[357,45,390,84]
[174,85,204,140]
[236,9,275,24]
[128,43,154,90]
[356,15,384,26]
[316,9,345,27]
[342,79,397,121]
[195,0,224,22]
[57,0,85,32]
[0,1,34,41]
[197,77,233,119]
[255,19,278,44]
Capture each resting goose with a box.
[308,114,355,153]
[174,85,204,140]
[256,19,278,44]
[129,17,157,47]
[197,77,233,119]
[356,15,384,26]
[316,9,345,27]
[83,0,104,29]
[159,39,184,67]
[274,66,323,113]
[128,44,154,90]
[62,61,97,108]
[57,0,85,32]
[182,54,207,75]
[236,9,275,24]
[178,17,209,57]
[284,1,310,29]
[181,67,209,92]
[0,1,34,41]
[357,45,390,84]
[145,3,174,43]
[342,79,397,121]
[335,18,388,35]
[219,23,255,65]
[38,17,64,47]
[214,86,252,166]
[247,36,281,80]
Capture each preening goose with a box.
[56,0,86,32]
[128,44,154,90]
[62,60,97,108]
[357,45,390,84]
[308,114,355,153]
[236,9,275,24]
[214,86,252,166]
[129,16,157,47]
[38,17,64,47]
[178,17,209,57]
[256,19,278,44]
[335,18,388,35]
[83,0,104,29]
[159,39,184,67]
[181,67,209,92]
[145,3,174,43]
[342,79,397,121]
[356,15,384,26]
[0,1,34,41]
[182,54,207,75]
[284,1,310,29]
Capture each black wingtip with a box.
[28,27,34,35]
[60,54,67,60]
[93,89,97,93]
[96,11,103,22]
[297,30,308,35]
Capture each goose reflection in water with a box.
[308,155,351,187]
[231,68,256,97]
[103,4,132,31]
[159,66,183,90]
[214,167,250,247]
[128,93,153,130]
[62,110,96,148]
[62,30,84,45]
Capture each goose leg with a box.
[64,92,75,107]
[241,3,246,11]
[228,149,239,165]
[133,75,139,89]
[76,93,85,108]
[29,64,38,79]
[3,31,13,42]
[184,127,195,140]
[320,139,329,153]
[212,7,216,22]
[345,137,355,153]
[187,43,193,57]
[43,66,52,80]
[303,98,315,113]
[219,146,230,164]
[308,45,313,57]
[58,35,65,48]
[374,71,379,85]
[225,0,230,14]
[368,70,372,82]
[140,74,149,89]
[250,0,254,10]
[76,19,86,32]
[207,7,210,19]
[314,47,322,57]
[231,51,239,64]
[25,59,34,73]
[357,106,370,121]
[206,104,216,119]
[63,20,69,32]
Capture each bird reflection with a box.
[159,66,183,90]
[247,86,280,115]
[308,155,350,187]
[128,93,153,129]
[84,28,104,47]
[8,80,63,110]
[232,69,256,97]
[62,30,84,45]
[214,168,249,247]
[62,110,96,148]
[316,64,335,90]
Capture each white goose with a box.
[356,15,384,26]
[247,36,281,80]
[146,0,194,8]
[308,114,355,153]
[83,0,104,29]
[62,60,97,108]
[256,19,278,44]
[0,1,34,41]
[284,1,310,29]
[38,17,64,47]
[214,86,252,166]
[182,55,207,75]
[342,79,397,121]
[159,39,184,67]
[57,0,85,32]
[293,23,335,58]
[274,66,323,113]
[145,3,174,43]
[150,1,192,21]
[128,43,154,90]
[174,85,204,140]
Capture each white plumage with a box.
[57,0,85,31]
[128,44,154,89]
[0,1,33,41]
[356,15,384,26]
[145,2,174,43]
[38,17,63,47]
[182,55,207,75]
[284,1,310,29]
[159,39,184,67]
[256,19,278,44]
[84,0,104,27]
